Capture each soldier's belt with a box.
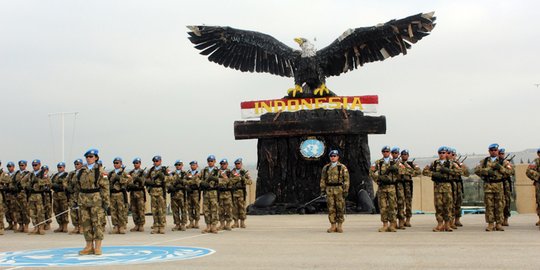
[147,184,163,188]
[325,182,343,186]
[129,187,145,192]
[377,182,395,186]
[110,189,126,193]
[30,190,44,194]
[205,188,218,191]
[218,188,232,191]
[482,178,503,183]
[52,188,65,192]
[80,188,100,193]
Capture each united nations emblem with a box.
[300,137,325,159]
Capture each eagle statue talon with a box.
[314,84,330,96]
[287,85,303,97]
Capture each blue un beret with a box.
[234,158,243,164]
[537,148,540,153]
[19,160,27,165]
[74,159,83,165]
[84,149,99,157]
[329,150,339,156]
[113,157,122,163]
[498,148,506,154]
[390,147,400,153]
[401,149,409,155]
[207,155,216,162]
[152,155,162,162]
[97,160,103,165]
[42,165,49,170]
[220,159,228,164]
[7,161,15,167]
[174,160,183,166]
[133,157,141,164]
[57,162,66,167]
[488,143,499,150]
[437,146,448,152]
[32,159,41,165]
[381,146,391,152]
[189,160,198,165]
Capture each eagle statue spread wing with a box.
[187,12,436,98]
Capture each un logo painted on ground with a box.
[0,246,215,267]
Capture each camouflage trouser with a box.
[232,190,247,221]
[150,193,166,227]
[396,182,406,220]
[80,204,105,241]
[110,193,128,227]
[434,189,453,222]
[171,192,187,225]
[326,186,345,224]
[378,185,397,223]
[5,193,17,224]
[484,190,504,224]
[44,192,52,225]
[404,181,413,218]
[69,198,80,227]
[0,193,4,230]
[129,191,146,226]
[28,193,45,226]
[503,180,512,219]
[454,181,463,218]
[203,190,219,226]
[536,183,540,218]
[218,192,233,223]
[53,192,69,225]
[187,191,200,222]
[16,192,30,225]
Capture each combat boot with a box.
[130,225,139,232]
[28,225,38,235]
[69,226,79,235]
[0,229,4,235]
[118,226,126,234]
[336,223,343,233]
[44,223,51,230]
[15,224,23,233]
[378,222,388,232]
[404,217,411,227]
[232,219,239,228]
[172,224,180,231]
[110,226,118,234]
[455,217,463,227]
[327,223,337,233]
[94,240,103,255]
[157,226,165,234]
[54,225,63,233]
[194,220,200,229]
[495,223,505,231]
[180,224,186,231]
[218,221,225,231]
[224,221,231,231]
[38,224,46,235]
[432,221,443,232]
[137,225,145,232]
[23,224,29,233]
[444,221,453,232]
[201,224,210,234]
[240,219,246,228]
[485,223,495,232]
[78,226,83,234]
[450,220,457,230]
[388,221,397,232]
[398,219,405,230]
[502,217,509,226]
[150,227,159,234]
[78,241,94,255]
[7,223,15,231]
[62,223,69,233]
[210,224,218,234]
[186,220,194,229]
[536,218,540,226]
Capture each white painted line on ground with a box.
[145,233,209,246]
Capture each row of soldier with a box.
[0,153,252,237]
[370,144,517,232]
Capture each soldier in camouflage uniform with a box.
[108,157,130,234]
[78,149,109,255]
[320,150,350,233]
[423,146,458,232]
[51,162,70,233]
[474,143,509,232]
[200,155,220,234]
[42,165,53,231]
[4,162,18,231]
[498,148,515,226]
[14,160,31,233]
[526,148,540,228]
[0,161,9,235]
[217,159,233,231]
[370,146,402,232]
[26,160,51,235]
[168,160,188,231]
[67,159,83,234]
[449,149,469,228]
[399,150,421,227]
[446,148,461,230]
[390,147,408,230]
[127,157,146,232]
[230,158,252,229]
[185,161,201,229]
[145,155,167,234]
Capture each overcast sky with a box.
[1,0,538,169]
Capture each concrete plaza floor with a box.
[2,213,540,269]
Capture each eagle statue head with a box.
[294,38,316,58]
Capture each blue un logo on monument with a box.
[300,137,325,159]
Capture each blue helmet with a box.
[84,148,99,157]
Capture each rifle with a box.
[297,194,327,212]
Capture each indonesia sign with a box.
[240,95,378,119]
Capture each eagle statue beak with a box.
[294,38,304,46]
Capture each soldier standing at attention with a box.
[0,161,9,235]
[145,155,167,234]
[127,157,146,232]
[78,149,109,255]
[474,143,508,232]
[446,148,461,230]
[200,155,220,234]
[26,160,51,235]
[526,148,540,228]
[449,149,469,228]
[400,150,420,227]
[370,146,401,232]
[320,150,350,233]
[423,146,457,232]
[168,160,188,231]
[3,162,17,231]
[217,159,233,231]
[230,158,252,229]
[185,161,201,229]
[14,160,31,233]
[108,157,130,234]
[390,147,407,230]
[51,162,70,233]
[68,159,83,234]
[498,148,514,226]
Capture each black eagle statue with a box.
[187,12,436,98]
